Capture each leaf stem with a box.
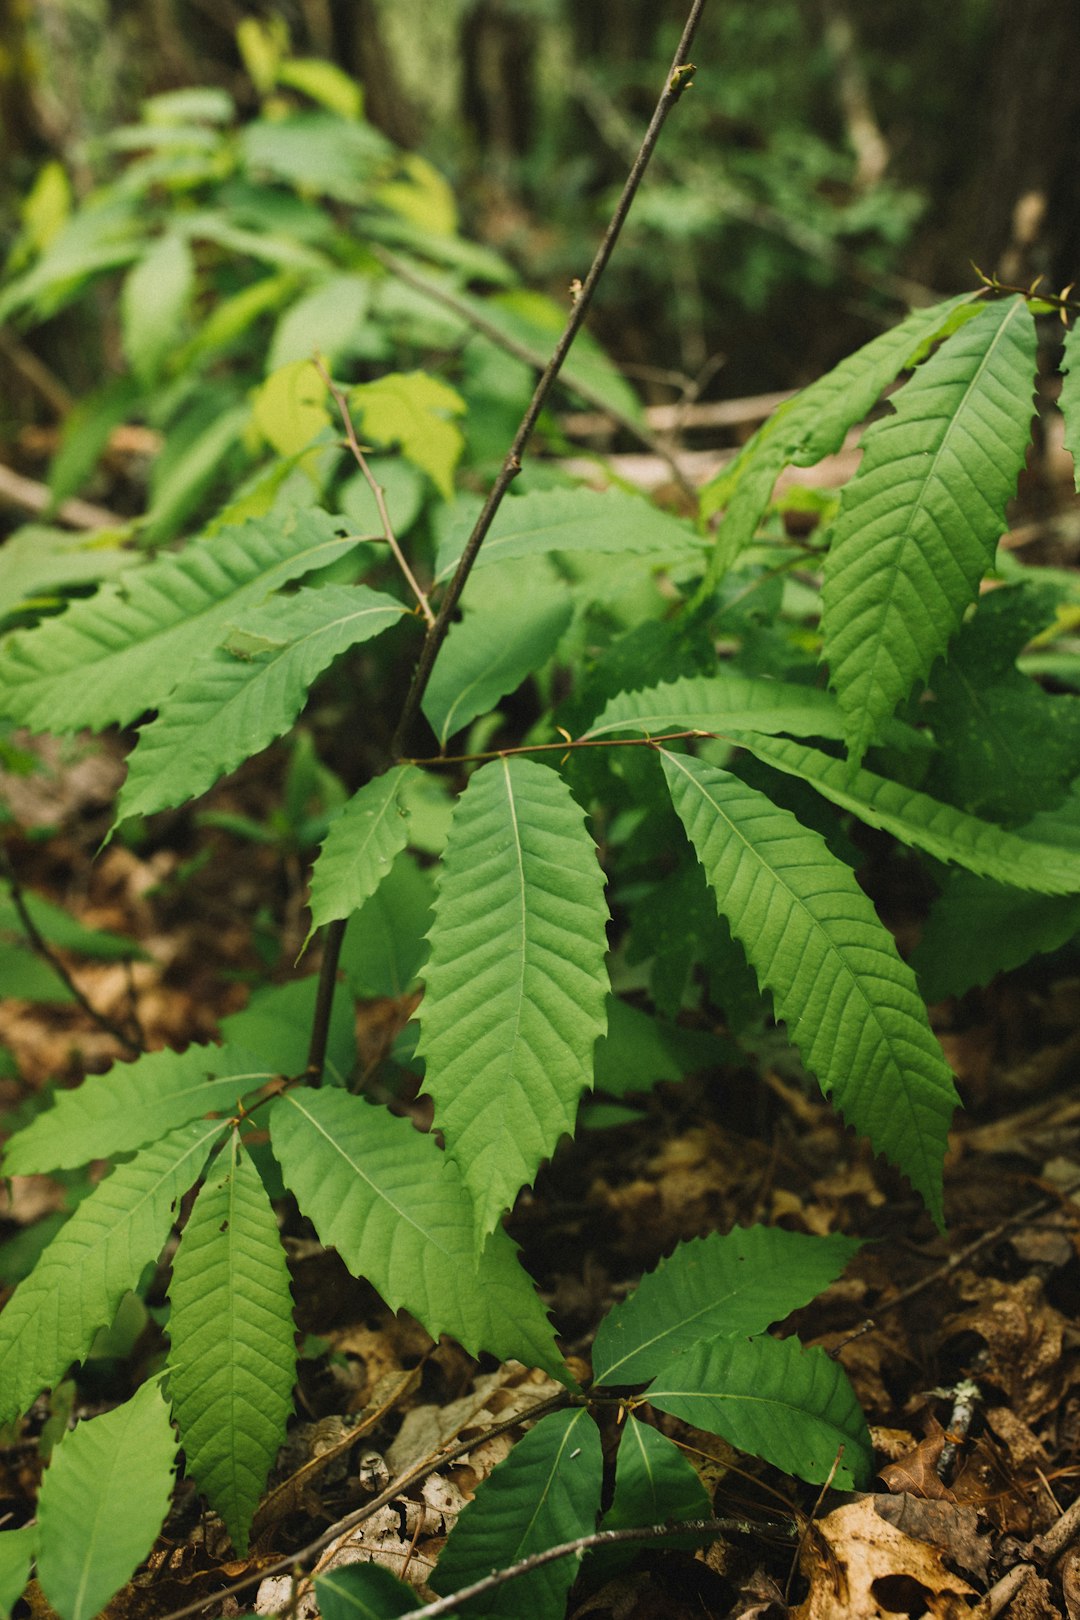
[389,0,708,763]
[314,357,436,628]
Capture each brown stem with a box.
[368,244,697,501]
[306,0,708,1077]
[389,0,708,763]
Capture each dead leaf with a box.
[879,1413,953,1500]
[793,1496,976,1620]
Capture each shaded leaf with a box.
[587,1418,710,1580]
[270,1088,564,1379]
[433,1407,603,1620]
[583,672,849,743]
[648,1334,872,1489]
[338,851,433,999]
[36,1380,177,1620]
[0,1527,37,1620]
[660,750,957,1224]
[121,231,193,380]
[219,975,356,1082]
[418,758,609,1239]
[168,1135,296,1553]
[316,1564,421,1619]
[592,1226,859,1387]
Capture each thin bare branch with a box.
[314,357,436,628]
[0,851,143,1056]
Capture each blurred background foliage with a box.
[1,0,1077,430]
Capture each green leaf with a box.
[0,1119,225,1424]
[582,672,850,743]
[0,1526,37,1619]
[913,873,1080,1001]
[0,891,148,963]
[418,759,609,1239]
[701,293,974,577]
[307,766,418,941]
[120,232,194,380]
[922,583,1080,823]
[588,1418,710,1580]
[0,510,365,734]
[316,1564,421,1620]
[434,487,704,583]
[115,584,405,823]
[350,371,465,501]
[219,975,356,1083]
[270,1088,564,1379]
[168,1134,296,1553]
[660,750,957,1224]
[592,1226,859,1387]
[729,734,1080,895]
[3,1044,269,1174]
[593,997,737,1099]
[647,1334,871,1490]
[423,573,573,746]
[0,942,75,1003]
[36,1380,177,1620]
[820,295,1037,759]
[432,1408,603,1620]
[338,850,434,998]
[0,524,134,622]
[268,274,371,371]
[252,359,331,457]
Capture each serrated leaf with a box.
[115,584,405,823]
[270,1088,564,1379]
[423,577,573,746]
[821,295,1037,759]
[592,1226,859,1387]
[660,749,957,1223]
[913,872,1080,1001]
[0,510,364,734]
[316,1564,421,1619]
[432,1407,603,1620]
[922,583,1080,823]
[418,758,609,1239]
[36,1380,177,1620]
[338,850,434,998]
[3,1044,269,1174]
[433,487,703,583]
[307,765,418,941]
[350,371,465,500]
[0,1526,37,1619]
[582,672,849,743]
[0,941,75,1002]
[168,1134,296,1553]
[121,231,194,381]
[0,1119,225,1424]
[0,891,147,963]
[729,733,1080,895]
[647,1333,871,1489]
[701,293,974,576]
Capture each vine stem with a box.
[304,0,707,1085]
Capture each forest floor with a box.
[2,718,1080,1620]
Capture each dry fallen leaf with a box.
[793,1496,976,1620]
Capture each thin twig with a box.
[402,729,716,768]
[397,1516,797,1620]
[1,852,143,1056]
[369,244,697,501]
[388,0,707,764]
[313,357,435,628]
[152,1391,576,1620]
